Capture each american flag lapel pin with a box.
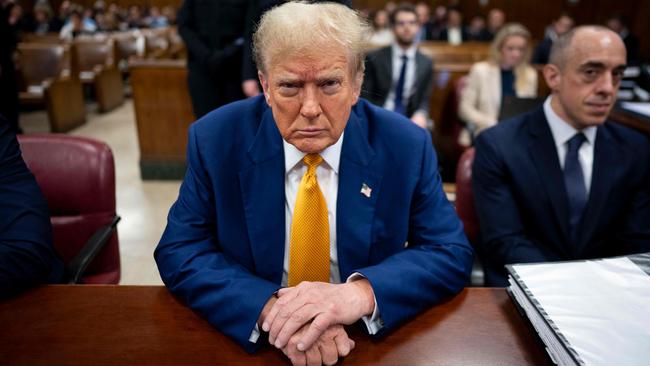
[360,183,372,198]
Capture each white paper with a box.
[512,257,650,366]
[620,102,650,117]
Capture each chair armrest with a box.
[66,215,121,284]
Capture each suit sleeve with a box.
[354,129,473,335]
[360,55,377,102]
[472,132,560,269]
[154,125,280,353]
[415,57,434,117]
[0,118,63,299]
[616,137,650,253]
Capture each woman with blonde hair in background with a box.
[458,23,537,142]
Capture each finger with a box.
[263,287,299,333]
[287,350,306,366]
[318,338,339,366]
[333,332,352,357]
[297,314,332,351]
[277,287,292,297]
[305,345,322,366]
[274,304,319,349]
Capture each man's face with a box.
[554,16,573,36]
[259,50,361,154]
[415,4,429,24]
[392,11,419,46]
[488,9,505,30]
[544,29,627,130]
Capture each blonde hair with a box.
[253,1,372,76]
[488,23,532,92]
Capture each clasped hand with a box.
[260,280,374,365]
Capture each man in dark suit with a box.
[437,7,468,45]
[155,3,472,365]
[473,26,650,287]
[177,0,249,118]
[532,13,574,65]
[362,3,433,129]
[0,115,63,299]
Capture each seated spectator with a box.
[59,9,95,40]
[414,1,431,42]
[362,3,434,129]
[427,5,447,40]
[606,14,639,65]
[485,8,505,41]
[466,14,491,42]
[368,9,392,46]
[30,3,58,34]
[458,23,537,138]
[0,115,64,299]
[532,13,574,64]
[145,6,168,28]
[472,26,650,287]
[162,6,177,25]
[437,7,467,45]
[126,5,143,29]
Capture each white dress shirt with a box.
[447,27,462,45]
[383,44,418,113]
[544,96,597,194]
[249,134,382,343]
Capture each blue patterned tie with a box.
[394,55,408,116]
[564,133,587,244]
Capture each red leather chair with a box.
[17,134,121,284]
[455,147,484,285]
[455,147,478,243]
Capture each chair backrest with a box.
[112,32,145,66]
[455,147,478,244]
[17,43,70,88]
[17,134,120,284]
[72,38,115,74]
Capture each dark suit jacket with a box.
[155,95,473,352]
[438,27,470,43]
[532,37,553,65]
[472,106,650,286]
[361,46,434,118]
[0,117,63,299]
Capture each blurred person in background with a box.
[606,14,639,65]
[459,23,537,140]
[368,8,393,46]
[414,1,432,42]
[467,14,491,42]
[533,13,574,65]
[438,7,467,45]
[486,8,505,41]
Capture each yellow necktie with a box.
[288,154,330,286]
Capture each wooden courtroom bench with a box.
[129,59,194,180]
[112,31,145,76]
[418,41,490,65]
[71,37,125,112]
[16,43,86,132]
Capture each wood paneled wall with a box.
[355,0,650,61]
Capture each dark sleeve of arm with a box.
[154,125,280,353]
[417,57,434,116]
[616,138,650,253]
[472,133,559,266]
[355,130,474,334]
[0,120,63,299]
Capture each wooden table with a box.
[0,286,550,365]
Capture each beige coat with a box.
[458,61,537,136]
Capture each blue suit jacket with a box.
[155,96,472,352]
[473,106,650,286]
[0,117,63,299]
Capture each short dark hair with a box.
[389,3,418,26]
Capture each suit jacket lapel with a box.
[527,108,571,248]
[380,47,393,97]
[336,108,381,279]
[579,124,619,252]
[238,107,285,284]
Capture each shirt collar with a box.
[283,132,344,174]
[391,43,417,59]
[543,96,597,148]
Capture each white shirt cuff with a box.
[346,272,383,334]
[249,323,261,343]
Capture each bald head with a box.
[549,26,626,69]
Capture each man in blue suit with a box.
[155,3,472,365]
[0,115,63,299]
[473,26,650,287]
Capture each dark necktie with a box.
[394,54,408,116]
[563,133,587,244]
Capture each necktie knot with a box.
[303,154,323,175]
[401,54,408,62]
[567,133,586,154]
